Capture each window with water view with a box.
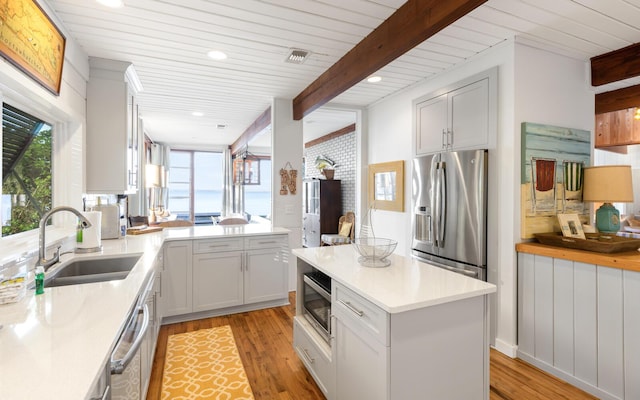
[167,150,271,223]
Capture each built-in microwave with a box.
[302,270,331,344]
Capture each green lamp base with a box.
[595,203,621,233]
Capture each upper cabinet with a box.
[595,108,640,148]
[86,57,143,194]
[414,68,497,155]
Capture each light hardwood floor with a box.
[147,293,597,400]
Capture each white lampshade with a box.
[583,165,634,203]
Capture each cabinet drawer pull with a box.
[339,299,364,317]
[302,348,315,364]
[256,240,279,245]
[209,244,230,248]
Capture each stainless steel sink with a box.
[40,254,142,288]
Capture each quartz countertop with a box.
[162,223,289,241]
[292,245,496,313]
[0,223,289,400]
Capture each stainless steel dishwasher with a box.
[110,272,157,400]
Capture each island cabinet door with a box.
[162,240,193,317]
[192,251,243,311]
[333,282,390,400]
[333,315,389,400]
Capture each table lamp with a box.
[582,165,634,233]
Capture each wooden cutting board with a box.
[127,226,163,235]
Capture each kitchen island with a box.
[0,223,288,400]
[292,245,496,400]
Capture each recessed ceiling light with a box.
[96,0,124,8]
[367,76,382,83]
[192,111,204,117]
[207,50,227,60]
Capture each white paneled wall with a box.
[518,254,640,400]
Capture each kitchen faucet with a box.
[36,206,92,271]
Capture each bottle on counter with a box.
[35,266,45,295]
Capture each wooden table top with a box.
[516,242,640,273]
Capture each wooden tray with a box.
[534,232,640,253]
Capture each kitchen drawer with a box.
[334,282,389,346]
[245,234,288,250]
[293,317,332,397]
[193,238,243,254]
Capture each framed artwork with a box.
[368,160,404,212]
[0,0,66,95]
[557,213,586,239]
[520,122,591,238]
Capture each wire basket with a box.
[352,237,397,268]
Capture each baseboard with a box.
[493,338,517,358]
[161,298,290,325]
[517,351,618,400]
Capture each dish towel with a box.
[535,159,556,192]
[563,161,583,191]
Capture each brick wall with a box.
[304,132,356,214]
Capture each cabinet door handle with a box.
[442,129,447,149]
[338,299,364,317]
[447,129,453,148]
[302,348,315,364]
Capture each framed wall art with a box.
[520,122,591,238]
[0,0,66,95]
[368,160,404,212]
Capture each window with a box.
[1,103,53,236]
[167,150,223,223]
[243,158,271,218]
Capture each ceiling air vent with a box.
[217,124,227,129]
[285,49,310,64]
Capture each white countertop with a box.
[0,223,289,400]
[0,233,163,400]
[162,223,289,241]
[292,245,496,313]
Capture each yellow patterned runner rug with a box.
[161,325,255,399]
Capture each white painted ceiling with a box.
[46,0,640,148]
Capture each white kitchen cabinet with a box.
[245,248,288,304]
[162,240,192,317]
[193,251,243,311]
[333,284,389,400]
[86,57,142,194]
[161,234,289,323]
[414,68,496,155]
[293,317,333,397]
[517,252,640,399]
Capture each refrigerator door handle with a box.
[433,163,441,246]
[437,162,447,247]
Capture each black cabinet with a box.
[302,180,342,247]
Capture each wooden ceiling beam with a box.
[591,42,640,87]
[595,84,640,114]
[292,0,488,120]
[305,123,356,148]
[231,107,271,155]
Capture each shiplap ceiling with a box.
[47,0,640,148]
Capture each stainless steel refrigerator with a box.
[411,149,488,280]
